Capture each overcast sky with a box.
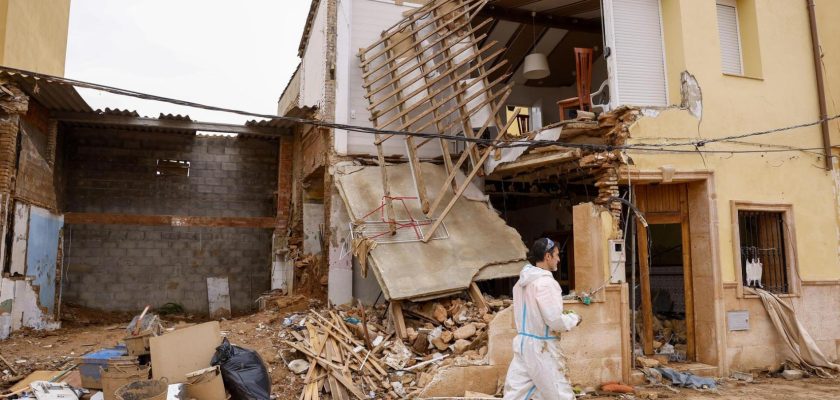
[65,1,311,125]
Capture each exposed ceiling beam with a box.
[51,111,291,137]
[478,5,601,33]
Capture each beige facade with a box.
[0,0,71,76]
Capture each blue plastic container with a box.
[79,345,128,389]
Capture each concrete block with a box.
[418,365,506,398]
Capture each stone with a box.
[413,332,429,354]
[454,323,477,340]
[417,372,433,388]
[287,359,309,374]
[431,337,448,351]
[782,369,804,380]
[453,339,471,354]
[432,303,448,323]
[407,327,418,342]
[478,346,488,356]
[636,389,658,399]
[440,330,453,344]
[636,356,660,368]
[444,318,455,328]
[482,313,494,323]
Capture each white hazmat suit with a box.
[503,264,581,400]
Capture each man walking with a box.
[503,238,582,400]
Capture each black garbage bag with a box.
[211,338,271,400]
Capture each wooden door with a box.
[635,184,695,360]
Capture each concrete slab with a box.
[335,163,526,300]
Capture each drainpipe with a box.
[806,0,833,170]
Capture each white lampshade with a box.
[523,53,550,80]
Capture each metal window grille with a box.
[737,210,789,293]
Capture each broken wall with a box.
[61,130,277,314]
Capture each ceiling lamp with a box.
[523,11,550,80]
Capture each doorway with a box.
[635,184,695,361]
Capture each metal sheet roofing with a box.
[0,70,93,113]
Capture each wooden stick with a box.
[363,17,493,88]
[0,354,18,375]
[389,301,408,340]
[468,282,489,314]
[425,88,513,217]
[132,305,150,336]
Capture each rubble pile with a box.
[279,295,511,399]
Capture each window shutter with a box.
[717,3,743,75]
[603,0,668,107]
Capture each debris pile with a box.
[279,295,511,399]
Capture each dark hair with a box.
[527,238,557,265]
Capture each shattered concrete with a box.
[334,162,526,300]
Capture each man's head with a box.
[528,237,560,271]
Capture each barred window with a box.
[737,209,792,294]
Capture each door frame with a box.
[635,184,695,360]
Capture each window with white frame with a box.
[717,0,743,75]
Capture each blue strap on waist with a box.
[517,332,559,340]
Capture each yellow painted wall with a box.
[626,0,839,282]
[0,0,71,76]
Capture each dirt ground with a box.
[0,306,837,399]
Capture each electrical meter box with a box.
[608,239,626,283]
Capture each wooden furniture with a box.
[515,113,530,134]
[557,47,594,120]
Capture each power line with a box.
[1,65,835,156]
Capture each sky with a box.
[65,0,311,125]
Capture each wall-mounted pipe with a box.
[806,0,833,171]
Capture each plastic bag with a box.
[211,338,271,400]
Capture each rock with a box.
[440,330,453,344]
[474,322,487,330]
[636,356,660,368]
[413,332,429,354]
[454,323,477,340]
[431,336,448,351]
[432,303,447,323]
[482,313,494,323]
[453,339,471,354]
[636,389,658,399]
[462,350,479,358]
[287,359,309,374]
[782,369,804,380]
[444,318,455,328]
[407,327,418,342]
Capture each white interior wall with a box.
[300,0,329,109]
[334,0,352,154]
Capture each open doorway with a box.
[633,184,696,362]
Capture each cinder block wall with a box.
[61,130,277,314]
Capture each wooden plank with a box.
[636,214,654,356]
[468,282,489,313]
[680,185,696,361]
[491,149,582,175]
[389,301,408,340]
[51,111,288,137]
[63,212,276,228]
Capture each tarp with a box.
[752,288,840,378]
[335,163,526,300]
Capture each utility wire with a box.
[2,65,836,155]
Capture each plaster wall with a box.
[0,0,70,77]
[627,0,839,283]
[300,0,329,109]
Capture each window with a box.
[717,0,743,75]
[156,159,190,177]
[731,202,798,296]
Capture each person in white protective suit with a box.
[503,238,582,400]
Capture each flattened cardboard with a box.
[150,321,221,383]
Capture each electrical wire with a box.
[2,65,837,155]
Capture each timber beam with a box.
[477,5,601,33]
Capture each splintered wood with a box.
[357,0,512,239]
[285,311,388,400]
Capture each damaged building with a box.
[278,0,840,394]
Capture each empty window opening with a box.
[156,159,190,177]
[737,210,790,294]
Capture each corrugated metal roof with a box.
[97,108,140,117]
[0,70,93,112]
[246,105,318,129]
